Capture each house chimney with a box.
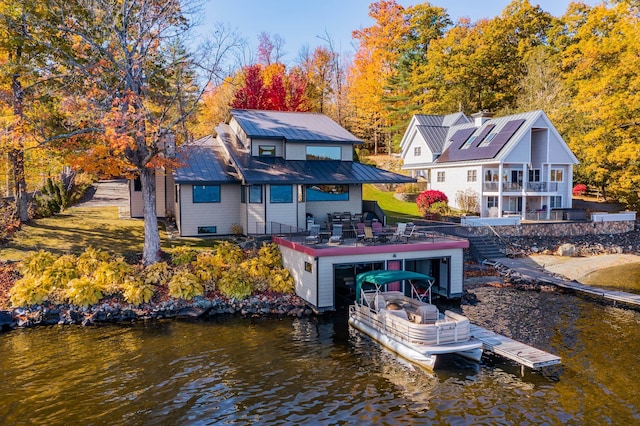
[471,110,494,127]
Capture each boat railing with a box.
[353,302,471,345]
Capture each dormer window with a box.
[306,146,341,160]
[259,145,276,157]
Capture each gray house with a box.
[129,109,414,236]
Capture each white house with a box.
[400,110,579,219]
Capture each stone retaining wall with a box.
[491,220,635,237]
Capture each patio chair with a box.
[305,224,320,244]
[404,222,424,239]
[363,226,377,243]
[356,222,365,241]
[328,224,343,244]
[391,222,408,242]
[371,221,383,235]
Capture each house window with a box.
[175,185,179,203]
[437,171,445,182]
[306,184,349,201]
[487,196,498,208]
[306,146,341,160]
[550,196,562,208]
[550,168,564,182]
[249,185,262,203]
[259,145,276,157]
[529,169,541,182]
[298,185,305,202]
[270,185,293,203]
[192,185,220,203]
[133,177,142,192]
[197,226,217,234]
[467,170,477,182]
[414,146,421,156]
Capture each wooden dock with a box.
[470,324,561,369]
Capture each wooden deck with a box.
[470,324,561,369]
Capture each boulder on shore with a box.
[556,243,578,257]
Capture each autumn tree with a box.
[348,0,407,154]
[0,2,69,222]
[559,1,640,207]
[231,63,309,111]
[26,0,241,264]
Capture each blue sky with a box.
[201,0,598,63]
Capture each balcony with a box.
[483,181,558,193]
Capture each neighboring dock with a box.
[492,257,640,309]
[470,324,561,370]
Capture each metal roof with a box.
[416,125,448,154]
[173,136,239,184]
[174,124,415,185]
[230,109,362,144]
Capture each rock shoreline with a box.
[0,292,314,332]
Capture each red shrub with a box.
[416,190,448,216]
[572,184,587,196]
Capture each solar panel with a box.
[437,119,526,162]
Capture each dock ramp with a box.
[470,324,561,369]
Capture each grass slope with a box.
[363,184,421,224]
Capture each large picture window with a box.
[306,146,341,160]
[306,185,349,201]
[270,185,293,203]
[249,185,262,203]
[192,185,220,203]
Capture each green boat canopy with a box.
[355,270,434,297]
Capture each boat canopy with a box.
[355,270,435,296]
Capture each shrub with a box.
[9,276,50,307]
[455,189,480,213]
[268,269,295,294]
[231,223,243,235]
[92,257,134,295]
[17,250,58,277]
[214,241,245,265]
[573,184,587,196]
[66,277,103,307]
[218,267,252,300]
[416,190,448,216]
[192,251,223,291]
[170,246,198,266]
[143,262,172,285]
[76,247,111,276]
[241,258,270,292]
[43,255,79,290]
[168,269,203,300]
[257,243,283,269]
[121,277,155,305]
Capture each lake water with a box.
[1,286,639,425]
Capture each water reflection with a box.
[1,287,639,424]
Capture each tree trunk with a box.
[140,167,161,265]
[8,148,29,222]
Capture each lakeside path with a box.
[489,254,640,308]
[522,253,640,282]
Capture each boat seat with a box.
[414,304,438,324]
[386,309,409,321]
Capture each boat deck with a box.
[470,324,561,369]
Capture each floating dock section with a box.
[470,324,561,369]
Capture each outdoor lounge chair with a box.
[305,224,320,244]
[391,222,408,242]
[363,226,377,243]
[328,224,343,244]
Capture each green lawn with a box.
[0,186,420,261]
[363,184,421,224]
[0,206,218,262]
